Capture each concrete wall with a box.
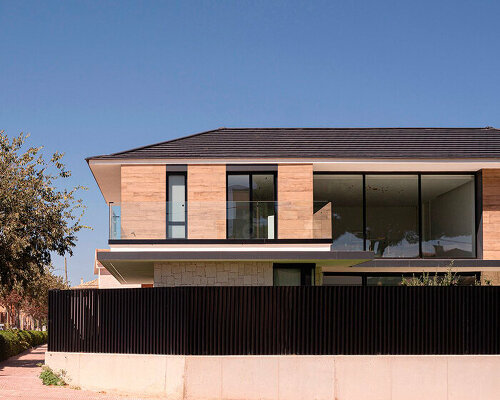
[98,267,141,289]
[154,261,273,286]
[45,351,500,400]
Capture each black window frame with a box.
[313,171,480,259]
[226,171,278,240]
[273,263,315,286]
[166,171,188,239]
[323,271,480,286]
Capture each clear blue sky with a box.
[1,1,499,285]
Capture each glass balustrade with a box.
[108,201,333,240]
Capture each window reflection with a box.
[227,174,275,239]
[365,175,419,257]
[421,175,475,258]
[313,175,363,250]
[227,175,251,239]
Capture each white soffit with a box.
[89,163,121,203]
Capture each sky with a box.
[1,1,499,285]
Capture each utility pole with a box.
[64,257,68,285]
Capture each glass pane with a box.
[421,175,475,258]
[366,175,419,257]
[227,175,250,239]
[313,175,363,250]
[252,174,275,239]
[110,204,121,239]
[274,268,302,286]
[322,275,362,286]
[168,225,186,239]
[168,175,185,223]
[366,276,403,286]
[457,275,477,285]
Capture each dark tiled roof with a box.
[88,127,500,160]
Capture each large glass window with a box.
[365,175,419,257]
[421,175,475,258]
[227,173,275,239]
[313,175,363,250]
[313,173,476,258]
[322,273,479,286]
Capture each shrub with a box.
[0,329,48,361]
[40,366,66,386]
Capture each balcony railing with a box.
[109,201,333,240]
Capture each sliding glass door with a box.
[227,173,276,239]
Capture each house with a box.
[86,127,500,288]
[72,278,99,289]
[45,127,500,399]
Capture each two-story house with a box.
[87,127,500,287]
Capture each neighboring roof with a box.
[73,278,99,289]
[87,127,500,160]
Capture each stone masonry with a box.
[154,261,273,287]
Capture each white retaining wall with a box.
[45,352,500,400]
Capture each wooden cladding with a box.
[187,165,226,239]
[121,165,166,239]
[482,169,500,259]
[277,164,314,239]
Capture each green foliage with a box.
[0,131,89,290]
[40,366,66,386]
[401,268,460,286]
[401,262,490,286]
[0,329,48,361]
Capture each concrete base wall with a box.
[45,352,500,400]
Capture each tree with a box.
[0,267,68,328]
[22,266,70,325]
[0,131,88,290]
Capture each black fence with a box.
[48,286,500,355]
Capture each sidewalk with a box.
[0,345,159,399]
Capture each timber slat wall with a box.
[48,287,500,355]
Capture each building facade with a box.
[87,127,500,287]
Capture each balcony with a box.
[109,201,333,241]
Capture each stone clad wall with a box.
[277,164,314,239]
[483,169,500,260]
[154,261,273,287]
[187,164,226,239]
[121,165,166,239]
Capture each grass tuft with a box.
[39,366,66,386]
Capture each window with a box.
[323,275,363,286]
[313,173,476,258]
[365,175,419,257]
[313,175,363,250]
[273,263,314,286]
[167,173,187,238]
[421,175,475,258]
[366,276,404,286]
[227,173,276,239]
[323,272,480,286]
